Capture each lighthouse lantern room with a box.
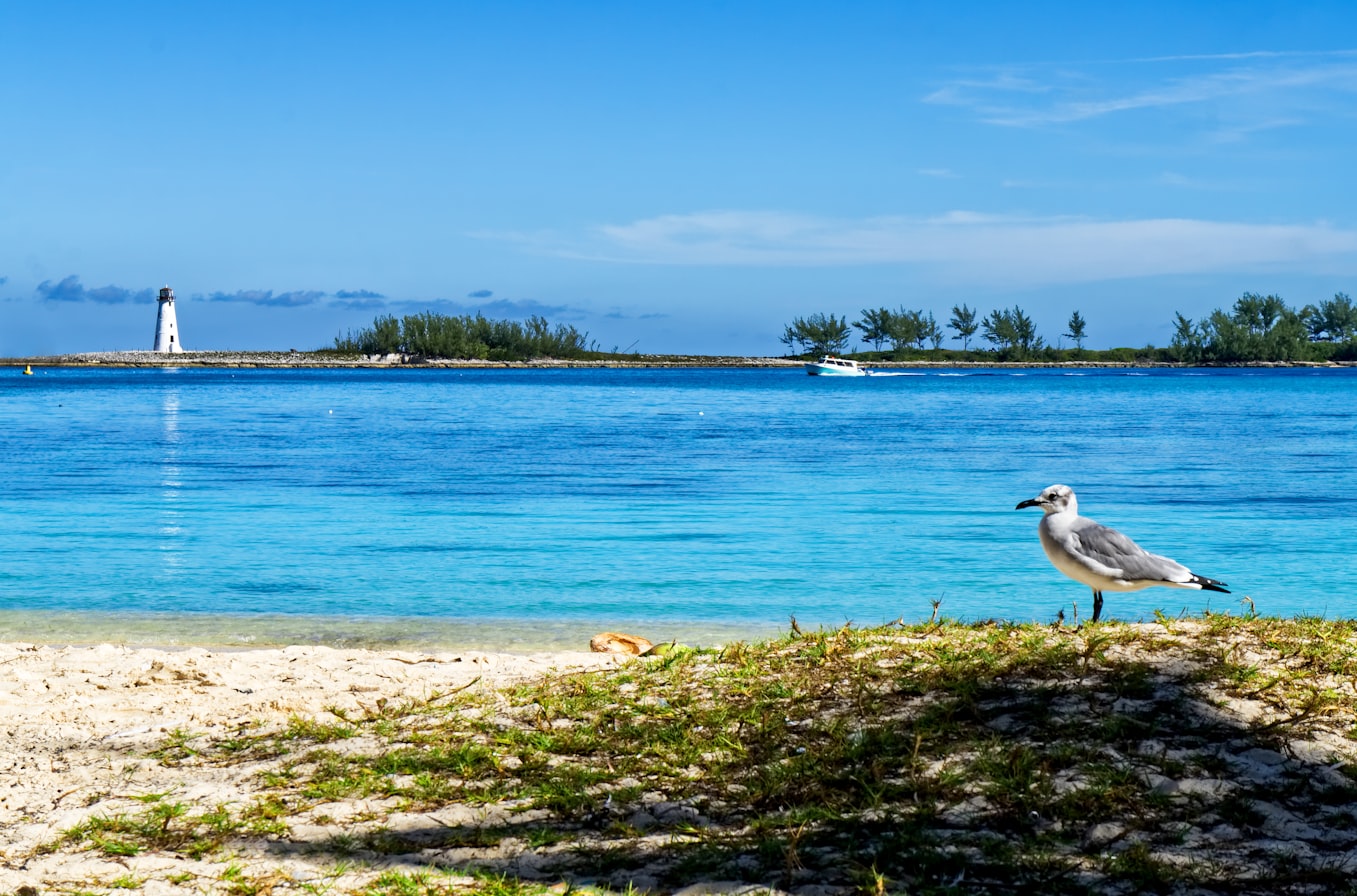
[153,285,185,353]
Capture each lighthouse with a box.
[152,285,185,353]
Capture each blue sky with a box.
[3,2,1356,356]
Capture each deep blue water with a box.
[2,365,1354,648]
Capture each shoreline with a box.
[0,609,783,653]
[6,350,1355,369]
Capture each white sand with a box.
[0,641,625,890]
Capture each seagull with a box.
[1016,484,1229,622]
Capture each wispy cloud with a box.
[36,276,154,304]
[30,279,397,310]
[924,49,1357,131]
[1129,49,1357,64]
[1206,116,1304,144]
[1001,178,1059,190]
[332,296,387,311]
[388,297,585,320]
[1155,171,1248,191]
[23,280,585,317]
[602,309,669,320]
[207,289,326,307]
[508,209,1357,287]
[477,298,578,319]
[330,289,386,309]
[922,72,1051,107]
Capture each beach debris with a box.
[640,639,677,657]
[589,632,653,655]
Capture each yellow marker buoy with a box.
[22,365,33,375]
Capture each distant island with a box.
[3,350,803,369]
[784,291,1357,365]
[7,293,1357,367]
[7,351,1353,371]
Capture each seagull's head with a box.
[1016,484,1076,515]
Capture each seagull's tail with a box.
[1192,576,1230,594]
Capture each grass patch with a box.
[58,793,290,860]
[44,615,1357,893]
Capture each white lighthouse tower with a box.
[152,285,185,353]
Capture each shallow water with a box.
[2,366,1354,647]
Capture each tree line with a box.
[333,312,596,361]
[781,293,1356,363]
[1170,292,1357,363]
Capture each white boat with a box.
[805,356,868,376]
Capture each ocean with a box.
[2,365,1354,649]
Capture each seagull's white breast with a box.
[1039,516,1122,590]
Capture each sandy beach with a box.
[0,641,625,892]
[6,620,1357,894]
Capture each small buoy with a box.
[22,365,33,375]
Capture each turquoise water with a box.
[2,366,1354,648]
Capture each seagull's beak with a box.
[1016,497,1043,510]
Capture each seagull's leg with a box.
[1091,590,1103,623]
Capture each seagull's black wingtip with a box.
[1195,577,1230,594]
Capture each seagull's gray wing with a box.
[1068,518,1193,584]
